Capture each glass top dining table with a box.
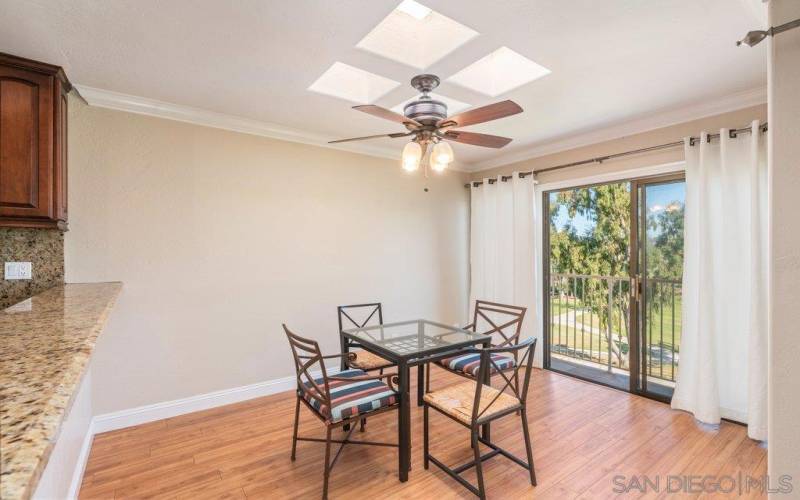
[341,319,492,483]
[341,319,490,362]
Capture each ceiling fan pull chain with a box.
[424,159,430,192]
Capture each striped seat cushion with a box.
[439,352,515,377]
[299,369,397,423]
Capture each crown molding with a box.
[466,85,768,172]
[71,84,764,175]
[73,84,472,173]
[72,85,408,162]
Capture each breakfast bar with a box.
[0,283,121,500]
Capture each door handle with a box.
[631,276,643,301]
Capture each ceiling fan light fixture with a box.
[430,154,448,172]
[432,141,454,164]
[401,141,422,171]
[327,74,521,169]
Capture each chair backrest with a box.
[337,303,383,334]
[471,337,537,424]
[284,324,331,410]
[468,300,526,348]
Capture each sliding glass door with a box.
[543,173,685,401]
[632,175,685,399]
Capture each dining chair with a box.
[422,337,538,499]
[284,324,400,499]
[338,303,395,373]
[426,300,526,392]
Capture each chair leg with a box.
[323,426,332,499]
[520,408,537,486]
[425,362,430,393]
[291,396,300,461]
[472,428,486,500]
[423,405,429,470]
[360,417,366,432]
[479,374,492,443]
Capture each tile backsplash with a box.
[0,228,64,310]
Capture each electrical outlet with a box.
[4,262,32,280]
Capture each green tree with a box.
[645,204,684,280]
[549,182,687,370]
[549,183,631,368]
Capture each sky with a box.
[645,182,686,216]
[550,181,685,236]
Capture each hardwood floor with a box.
[79,369,766,499]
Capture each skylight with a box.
[356,0,478,69]
[307,62,400,104]
[395,0,431,20]
[391,92,471,116]
[447,46,551,97]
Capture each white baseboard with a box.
[67,419,95,499]
[91,368,338,434]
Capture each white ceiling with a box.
[0,0,767,171]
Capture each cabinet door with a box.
[0,66,54,220]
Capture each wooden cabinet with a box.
[0,53,70,230]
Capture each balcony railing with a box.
[643,277,681,382]
[548,273,681,383]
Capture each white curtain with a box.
[671,120,768,440]
[469,172,537,350]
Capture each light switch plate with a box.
[4,262,32,280]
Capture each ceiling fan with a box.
[329,74,523,172]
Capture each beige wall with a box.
[65,98,470,414]
[768,0,800,492]
[471,104,767,184]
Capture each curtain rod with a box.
[465,122,768,188]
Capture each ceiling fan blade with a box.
[438,100,523,128]
[444,130,513,148]
[353,105,421,129]
[328,132,411,144]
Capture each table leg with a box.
[417,364,425,406]
[481,340,491,442]
[398,361,411,481]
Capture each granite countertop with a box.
[0,282,122,500]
